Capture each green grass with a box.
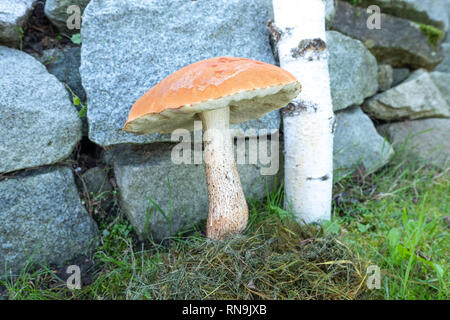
[1,150,448,300]
[333,150,449,299]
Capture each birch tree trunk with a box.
[271,0,335,223]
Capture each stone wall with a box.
[0,0,449,274]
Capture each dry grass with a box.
[123,217,367,300]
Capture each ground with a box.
[1,144,448,300]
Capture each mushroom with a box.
[123,57,301,240]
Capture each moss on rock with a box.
[417,23,445,47]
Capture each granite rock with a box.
[76,167,114,211]
[343,0,449,31]
[0,166,98,276]
[430,71,450,107]
[80,0,279,147]
[377,64,394,92]
[44,0,90,31]
[0,46,82,174]
[435,43,450,73]
[34,46,88,135]
[330,1,443,69]
[378,118,450,168]
[392,68,411,87]
[0,0,35,45]
[327,30,379,111]
[36,46,86,102]
[333,106,394,180]
[363,69,450,120]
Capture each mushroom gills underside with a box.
[124,81,300,134]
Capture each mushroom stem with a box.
[200,107,248,240]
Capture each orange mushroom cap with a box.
[123,56,301,134]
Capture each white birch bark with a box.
[272,0,335,223]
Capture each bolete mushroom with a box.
[123,56,300,240]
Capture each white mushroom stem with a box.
[200,107,248,240]
[273,0,334,223]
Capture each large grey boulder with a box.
[378,118,450,168]
[80,0,278,147]
[105,140,281,240]
[327,31,378,111]
[44,0,90,31]
[344,0,449,31]
[0,47,82,174]
[0,167,98,276]
[0,0,35,46]
[330,1,443,69]
[333,106,394,180]
[362,69,450,120]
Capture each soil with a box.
[22,1,75,55]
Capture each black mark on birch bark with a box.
[282,100,318,117]
[307,174,330,181]
[266,20,283,62]
[266,20,282,45]
[329,116,337,134]
[291,38,327,61]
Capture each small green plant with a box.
[348,0,364,17]
[417,23,444,47]
[323,219,341,234]
[74,96,87,118]
[103,221,133,239]
[65,84,87,118]
[350,0,363,7]
[16,27,25,51]
[71,33,82,45]
[357,222,371,233]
